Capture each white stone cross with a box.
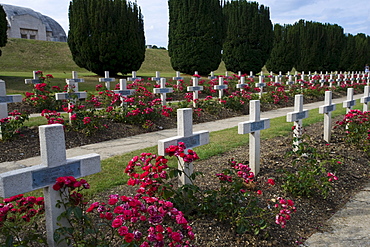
[127,71,141,82]
[187,77,204,107]
[55,80,87,120]
[286,75,294,86]
[287,94,309,150]
[238,100,270,175]
[320,74,326,87]
[153,78,173,106]
[0,80,22,119]
[361,86,370,112]
[25,71,41,85]
[255,75,266,98]
[208,71,217,80]
[236,76,248,91]
[0,124,101,247]
[249,71,254,78]
[214,77,228,99]
[99,71,115,90]
[67,71,85,83]
[158,108,209,185]
[172,71,184,86]
[336,73,342,86]
[113,79,135,106]
[319,91,336,142]
[151,71,162,83]
[343,88,356,113]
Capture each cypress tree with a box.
[0,5,7,57]
[222,0,273,74]
[68,0,145,76]
[265,24,295,73]
[168,0,224,75]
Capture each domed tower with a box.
[1,4,66,42]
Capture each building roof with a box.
[1,4,66,42]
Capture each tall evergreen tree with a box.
[168,0,224,75]
[265,24,295,73]
[222,0,273,74]
[0,5,7,57]
[68,0,145,76]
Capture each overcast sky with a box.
[1,0,370,48]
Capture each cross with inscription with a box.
[67,71,85,83]
[153,78,173,106]
[151,71,162,83]
[255,75,266,98]
[208,71,217,80]
[158,108,209,185]
[336,73,342,86]
[187,77,204,107]
[236,76,248,91]
[127,71,141,82]
[0,80,22,119]
[287,94,309,151]
[214,77,228,99]
[113,79,135,106]
[0,124,101,247]
[238,100,270,175]
[286,75,294,87]
[99,71,115,90]
[319,91,336,142]
[0,80,22,139]
[172,71,184,86]
[361,86,370,112]
[55,80,87,120]
[343,88,356,113]
[25,71,41,85]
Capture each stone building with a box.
[1,4,67,42]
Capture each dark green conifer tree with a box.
[222,0,273,74]
[265,24,295,73]
[168,0,224,75]
[68,0,145,76]
[0,5,7,57]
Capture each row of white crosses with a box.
[0,124,101,246]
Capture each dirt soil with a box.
[2,97,370,246]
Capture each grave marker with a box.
[153,78,173,106]
[55,80,87,120]
[67,71,85,83]
[187,77,203,107]
[113,79,135,106]
[99,71,115,90]
[158,108,209,185]
[238,100,270,175]
[214,77,228,99]
[0,80,22,139]
[255,75,266,98]
[208,71,217,80]
[287,94,309,150]
[151,71,162,83]
[319,91,336,142]
[0,80,22,119]
[361,86,370,112]
[343,88,356,113]
[0,124,101,246]
[236,76,248,90]
[173,71,184,86]
[127,71,141,82]
[25,71,41,85]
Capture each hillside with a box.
[0,38,226,75]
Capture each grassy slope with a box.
[0,39,227,93]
